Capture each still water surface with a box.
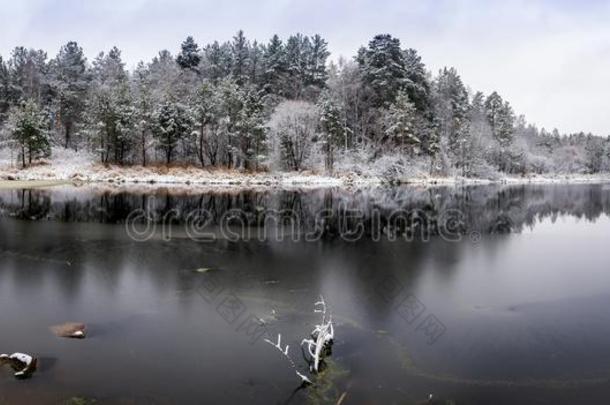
[2,184,610,404]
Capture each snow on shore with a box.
[1,148,610,190]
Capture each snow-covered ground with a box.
[1,148,610,190]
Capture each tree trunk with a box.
[142,133,146,167]
[198,125,205,167]
[64,122,72,149]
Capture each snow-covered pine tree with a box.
[132,62,154,166]
[284,34,307,98]
[8,99,50,167]
[248,41,264,86]
[318,91,346,172]
[51,41,89,149]
[433,67,471,174]
[231,30,250,85]
[307,35,330,89]
[7,47,50,104]
[176,36,201,73]
[0,56,10,124]
[263,34,286,96]
[190,80,217,167]
[358,34,408,107]
[236,86,265,170]
[89,47,135,164]
[383,90,420,153]
[153,99,192,165]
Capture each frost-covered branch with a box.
[263,295,335,385]
[264,333,312,385]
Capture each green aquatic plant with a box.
[64,397,97,405]
[306,358,350,405]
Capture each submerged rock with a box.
[50,322,87,339]
[0,353,38,379]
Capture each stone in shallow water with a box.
[0,353,37,379]
[50,322,87,339]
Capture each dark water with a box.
[2,184,610,404]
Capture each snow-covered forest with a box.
[0,31,608,178]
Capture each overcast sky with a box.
[0,0,608,135]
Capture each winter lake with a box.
[2,183,610,404]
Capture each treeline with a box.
[0,31,608,176]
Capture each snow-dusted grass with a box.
[1,147,610,190]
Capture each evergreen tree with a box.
[248,41,264,85]
[203,41,232,83]
[485,91,515,171]
[358,34,408,107]
[132,62,154,166]
[231,30,250,85]
[8,99,50,167]
[307,34,330,89]
[485,91,514,147]
[191,80,217,167]
[52,41,89,149]
[402,48,431,113]
[148,50,181,98]
[236,86,265,169]
[383,90,420,153]
[284,34,307,98]
[7,47,50,104]
[433,67,471,172]
[318,91,346,172]
[89,47,134,164]
[263,35,286,96]
[0,56,10,124]
[176,36,201,72]
[153,99,192,164]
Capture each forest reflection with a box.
[1,184,609,239]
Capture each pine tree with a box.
[263,35,286,96]
[7,47,50,104]
[148,50,181,99]
[248,41,264,85]
[235,86,265,169]
[318,91,346,172]
[153,99,192,164]
[284,34,307,98]
[133,62,154,166]
[203,41,232,83]
[89,47,134,164]
[8,99,50,167]
[52,41,89,149]
[433,67,471,173]
[485,91,514,147]
[402,48,431,113]
[308,35,330,88]
[485,91,515,171]
[176,36,201,72]
[191,80,217,167]
[0,56,10,124]
[358,34,408,107]
[231,30,250,85]
[383,90,420,153]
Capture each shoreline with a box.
[1,163,610,191]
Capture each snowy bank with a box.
[1,148,610,190]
